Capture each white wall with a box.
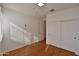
[46,7,79,54]
[0,6,44,52]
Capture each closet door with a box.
[75,20,79,55]
[47,21,61,47]
[61,20,77,52]
[0,20,3,52]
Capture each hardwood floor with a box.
[4,40,75,56]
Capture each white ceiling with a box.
[1,3,79,18]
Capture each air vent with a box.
[49,9,55,12]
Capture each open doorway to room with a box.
[44,20,46,42]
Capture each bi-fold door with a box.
[60,20,77,52]
[47,19,78,54]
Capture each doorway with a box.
[44,20,46,42]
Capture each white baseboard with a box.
[1,39,44,53]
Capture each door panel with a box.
[47,22,61,47]
[75,20,79,55]
[61,20,77,52]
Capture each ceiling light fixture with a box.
[37,3,44,7]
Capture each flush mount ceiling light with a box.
[37,3,44,7]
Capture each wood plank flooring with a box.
[4,40,75,56]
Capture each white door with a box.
[0,21,3,52]
[47,22,61,47]
[61,20,77,52]
[75,20,79,55]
